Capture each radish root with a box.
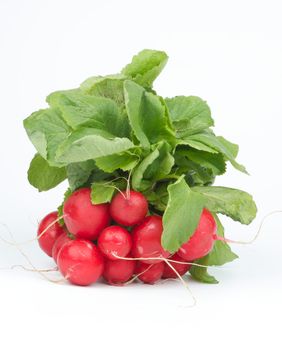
[216,210,282,245]
[0,222,65,283]
[0,215,64,246]
[111,254,225,269]
[112,254,197,307]
[11,265,58,272]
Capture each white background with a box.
[0,0,282,349]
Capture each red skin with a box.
[52,232,73,263]
[131,215,170,264]
[103,257,136,285]
[135,262,164,284]
[57,239,104,286]
[110,190,148,226]
[63,188,110,240]
[37,211,65,257]
[177,208,217,261]
[162,253,191,279]
[98,225,132,260]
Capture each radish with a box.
[103,257,136,285]
[63,188,110,240]
[177,208,217,261]
[135,262,164,284]
[52,232,73,263]
[98,225,132,260]
[162,253,191,279]
[37,211,65,257]
[57,239,104,286]
[110,190,148,226]
[131,215,170,264]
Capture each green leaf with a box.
[177,138,218,153]
[47,89,130,138]
[185,132,248,174]
[124,80,175,149]
[80,74,125,105]
[144,142,174,181]
[189,266,219,284]
[132,142,174,191]
[28,154,67,191]
[144,183,169,212]
[56,128,135,164]
[190,214,238,284]
[122,49,168,87]
[177,149,226,175]
[95,151,140,173]
[217,136,239,158]
[132,148,159,191]
[23,108,71,166]
[203,242,236,266]
[161,176,205,253]
[174,150,216,186]
[165,96,214,136]
[186,164,215,187]
[66,160,97,190]
[87,167,113,186]
[91,182,117,204]
[193,186,257,224]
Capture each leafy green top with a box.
[24,49,257,283]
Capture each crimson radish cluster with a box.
[38,188,216,286]
[25,49,257,284]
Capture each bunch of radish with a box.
[25,49,257,285]
[38,187,217,286]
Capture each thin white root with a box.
[101,177,130,200]
[123,264,154,285]
[218,210,282,245]
[112,254,224,270]
[157,277,180,285]
[0,215,64,246]
[104,185,127,200]
[11,245,64,283]
[102,177,128,185]
[11,265,58,272]
[163,259,197,307]
[0,223,65,283]
[112,254,197,306]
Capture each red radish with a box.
[63,188,110,240]
[103,257,136,285]
[110,190,148,226]
[98,225,132,260]
[52,232,73,263]
[177,208,217,261]
[131,215,170,264]
[162,253,191,279]
[135,262,164,284]
[57,239,104,286]
[37,211,65,257]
